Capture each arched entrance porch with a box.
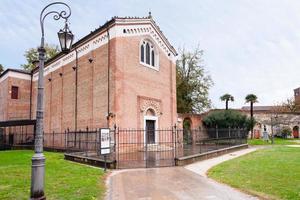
[293,126,299,138]
[183,118,192,144]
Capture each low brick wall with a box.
[64,153,116,169]
[175,144,249,166]
[10,145,67,153]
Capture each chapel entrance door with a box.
[146,120,155,144]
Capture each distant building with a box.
[0,69,32,121]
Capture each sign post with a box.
[100,128,110,171]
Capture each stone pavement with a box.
[105,147,259,200]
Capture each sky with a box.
[1,0,300,109]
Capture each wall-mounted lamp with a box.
[59,73,63,77]
[88,58,93,63]
[106,112,115,120]
[48,78,52,82]
[72,66,76,71]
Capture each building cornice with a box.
[32,16,177,80]
[0,69,31,83]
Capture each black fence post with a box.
[67,128,70,152]
[114,124,117,163]
[199,127,202,154]
[173,124,177,160]
[234,128,237,145]
[52,131,55,149]
[215,126,218,150]
[145,127,148,168]
[85,127,89,156]
[74,129,77,149]
[79,129,81,150]
[21,126,23,143]
[95,129,97,155]
[64,130,67,150]
[238,127,240,145]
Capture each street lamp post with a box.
[30,2,73,199]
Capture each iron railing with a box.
[0,126,248,168]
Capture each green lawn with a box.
[248,137,299,145]
[208,146,300,200]
[0,150,106,200]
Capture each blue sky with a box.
[1,0,300,109]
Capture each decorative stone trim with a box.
[140,97,161,116]
[33,19,176,81]
[0,71,31,83]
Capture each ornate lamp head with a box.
[58,21,74,53]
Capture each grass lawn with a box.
[208,146,300,200]
[248,137,299,145]
[0,150,106,200]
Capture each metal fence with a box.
[179,128,248,157]
[0,125,248,169]
[65,128,116,162]
[0,125,35,147]
[116,128,176,168]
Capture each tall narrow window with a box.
[146,43,150,65]
[140,40,158,69]
[151,50,155,66]
[140,44,144,62]
[11,86,19,99]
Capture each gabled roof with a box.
[0,68,31,79]
[33,14,177,73]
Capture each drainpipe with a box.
[29,70,33,120]
[75,48,78,131]
[106,25,111,127]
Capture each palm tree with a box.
[220,94,234,110]
[245,94,258,138]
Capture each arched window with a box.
[146,43,150,65]
[140,40,158,68]
[151,50,155,66]
[140,45,144,62]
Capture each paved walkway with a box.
[185,147,258,176]
[105,147,259,200]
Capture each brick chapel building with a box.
[0,15,178,136]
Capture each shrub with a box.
[281,126,292,139]
[203,110,254,130]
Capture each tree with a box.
[176,47,213,113]
[0,64,4,74]
[282,97,297,112]
[21,44,59,71]
[220,94,234,110]
[281,126,292,138]
[245,94,258,138]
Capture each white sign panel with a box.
[101,148,110,155]
[100,128,110,155]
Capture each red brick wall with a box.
[32,42,110,133]
[0,78,8,121]
[30,31,177,132]
[0,77,31,121]
[112,36,177,129]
